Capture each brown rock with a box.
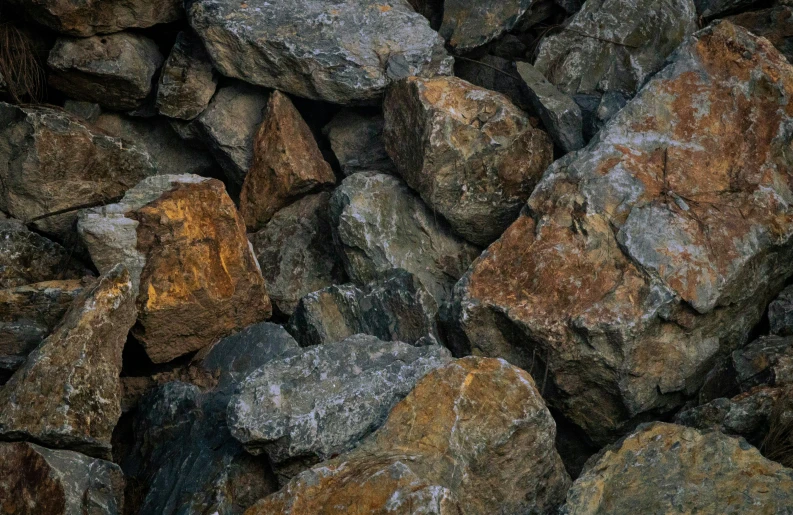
[728,6,793,64]
[240,92,336,232]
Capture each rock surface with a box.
[156,31,218,120]
[728,7,793,65]
[770,286,793,336]
[454,54,531,111]
[440,0,544,51]
[323,109,395,175]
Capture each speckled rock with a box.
[770,285,793,336]
[446,22,793,444]
[322,109,394,175]
[156,31,218,120]
[439,0,548,51]
[187,0,453,104]
[383,76,553,246]
[246,357,570,515]
[728,7,793,64]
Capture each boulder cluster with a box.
[3,0,793,513]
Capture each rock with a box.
[78,175,271,364]
[249,193,345,316]
[516,62,584,153]
[329,173,480,304]
[287,269,439,347]
[732,336,793,389]
[322,109,395,175]
[0,442,125,514]
[728,7,793,64]
[771,286,793,336]
[63,99,101,122]
[445,22,793,444]
[246,357,570,514]
[187,0,453,104]
[534,0,697,97]
[695,0,759,17]
[239,92,336,232]
[156,31,218,120]
[440,0,546,51]
[454,54,531,111]
[48,33,164,111]
[560,422,793,514]
[0,265,136,458]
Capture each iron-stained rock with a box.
[156,31,218,120]
[322,109,395,175]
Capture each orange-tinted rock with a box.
[728,6,793,63]
[240,91,336,232]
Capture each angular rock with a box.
[48,33,164,111]
[239,91,336,232]
[329,173,480,304]
[156,31,218,120]
[0,265,136,458]
[249,193,345,316]
[534,0,697,96]
[383,76,553,245]
[770,285,793,336]
[247,357,571,514]
[0,442,125,514]
[78,175,271,364]
[322,109,395,175]
[440,0,545,51]
[287,270,439,347]
[733,336,793,390]
[446,22,793,444]
[560,423,793,514]
[728,7,793,64]
[454,54,531,111]
[187,0,452,104]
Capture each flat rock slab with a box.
[156,31,218,120]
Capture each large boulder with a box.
[156,31,218,120]
[187,0,453,104]
[445,22,793,444]
[383,76,553,245]
[440,0,547,51]
[322,109,395,176]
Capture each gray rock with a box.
[156,31,218,120]
[287,269,439,347]
[322,109,395,175]
[329,173,480,305]
[695,0,759,17]
[440,0,546,51]
[63,99,101,122]
[555,0,583,13]
[48,32,164,111]
[770,285,793,336]
[733,336,793,390]
[454,54,531,111]
[187,0,453,104]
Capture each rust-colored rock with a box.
[240,91,336,232]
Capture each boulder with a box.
[48,33,164,111]
[63,99,101,122]
[247,357,571,514]
[770,285,793,336]
[0,265,136,458]
[156,31,218,120]
[322,109,395,175]
[187,0,452,104]
[239,91,336,232]
[728,7,793,64]
[445,22,793,444]
[440,0,546,51]
[78,175,271,364]
[454,54,531,111]
[383,76,553,245]
[249,193,345,316]
[329,173,480,304]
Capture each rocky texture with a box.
[446,22,793,444]
[239,92,336,232]
[156,31,218,120]
[329,173,480,304]
[0,441,125,514]
[0,265,136,458]
[247,357,570,514]
[249,193,345,316]
[728,7,793,64]
[696,0,760,18]
[78,175,271,364]
[287,269,439,347]
[322,109,395,175]
[187,0,453,104]
[455,54,531,111]
[48,33,164,111]
[560,422,793,513]
[770,286,793,336]
[384,76,553,245]
[534,0,698,97]
[440,0,546,51]
[63,99,101,122]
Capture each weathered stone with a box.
[695,0,760,17]
[454,54,531,111]
[240,92,336,232]
[156,31,218,120]
[384,76,553,245]
[728,7,793,64]
[187,0,453,104]
[0,442,125,514]
[534,0,697,97]
[48,33,164,111]
[322,109,395,175]
[247,357,570,514]
[560,422,793,514]
[249,193,345,316]
[329,173,480,304]
[63,99,101,122]
[440,0,545,51]
[78,175,271,364]
[446,22,793,444]
[287,270,439,347]
[0,265,136,458]
[771,286,793,336]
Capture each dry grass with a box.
[761,389,793,468]
[0,23,46,104]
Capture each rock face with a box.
[446,22,793,444]
[156,31,218,120]
[187,0,453,104]
[48,33,164,111]
[534,0,697,97]
[728,7,793,65]
[78,175,271,364]
[249,193,345,316]
[440,0,543,51]
[239,92,336,232]
[247,357,570,515]
[0,265,136,458]
[0,442,125,515]
[770,286,793,336]
[561,423,793,514]
[329,173,480,304]
[287,270,439,347]
[383,76,553,246]
[323,109,395,175]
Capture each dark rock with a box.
[454,54,531,111]
[322,109,395,175]
[728,7,793,64]
[696,0,761,17]
[63,99,101,122]
[440,0,547,51]
[770,285,793,336]
[156,31,218,121]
